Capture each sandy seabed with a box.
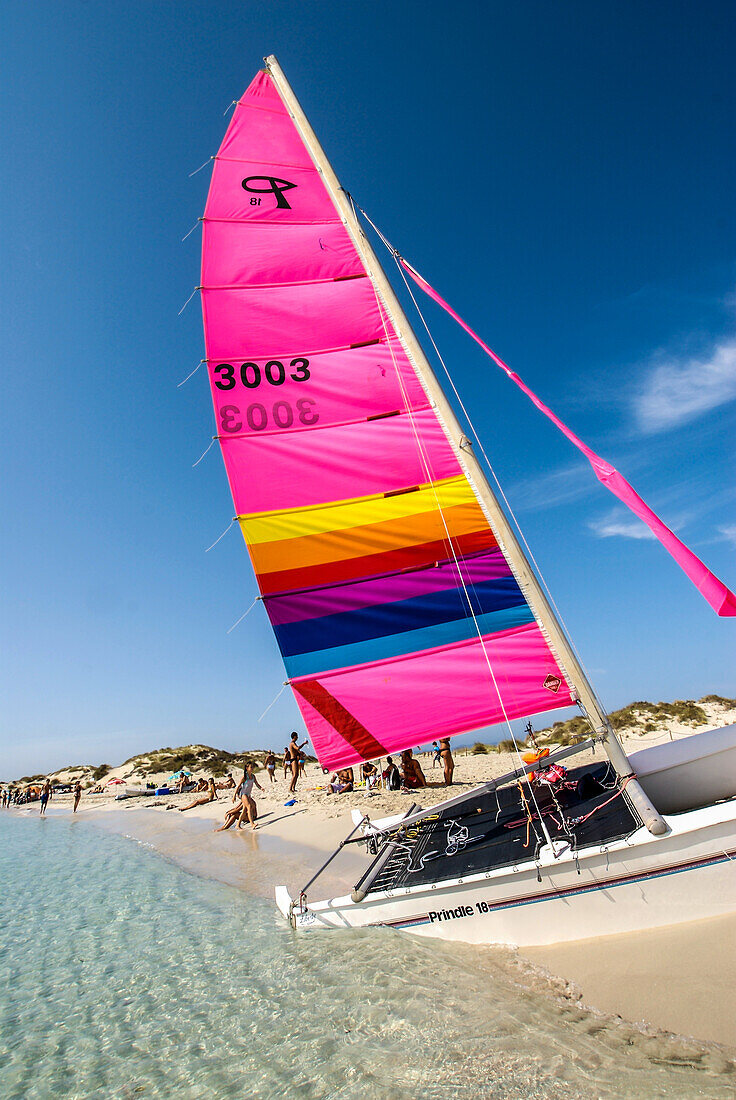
[39,733,736,1055]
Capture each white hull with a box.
[276,801,736,947]
[631,723,736,814]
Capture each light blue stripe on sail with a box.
[283,604,535,678]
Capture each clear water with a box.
[1,811,734,1100]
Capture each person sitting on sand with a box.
[327,768,354,794]
[216,773,235,790]
[439,738,454,786]
[382,756,401,790]
[193,777,208,793]
[180,777,218,812]
[361,761,378,789]
[400,749,427,789]
[216,762,263,831]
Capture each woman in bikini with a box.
[180,777,218,812]
[439,738,454,786]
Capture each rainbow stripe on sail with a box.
[201,69,574,768]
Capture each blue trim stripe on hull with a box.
[376,847,736,931]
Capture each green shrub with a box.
[471,742,489,754]
[495,739,517,754]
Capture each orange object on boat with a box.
[521,747,550,766]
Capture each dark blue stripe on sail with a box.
[273,576,526,658]
[282,605,536,678]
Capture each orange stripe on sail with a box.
[243,500,493,575]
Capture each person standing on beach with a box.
[439,738,454,786]
[288,732,308,794]
[73,781,82,813]
[39,779,51,816]
[283,746,291,781]
[265,751,277,783]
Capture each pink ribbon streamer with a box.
[400,259,736,617]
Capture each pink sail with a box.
[200,70,577,769]
[400,259,736,618]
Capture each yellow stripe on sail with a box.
[242,499,490,574]
[240,475,474,545]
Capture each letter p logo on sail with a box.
[242,175,297,209]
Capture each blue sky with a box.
[2,0,734,777]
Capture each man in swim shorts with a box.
[288,732,309,794]
[39,779,51,815]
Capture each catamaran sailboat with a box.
[198,56,736,946]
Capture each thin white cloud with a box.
[508,461,593,513]
[589,514,656,541]
[634,336,736,433]
[718,524,736,547]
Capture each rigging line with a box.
[353,204,503,621]
[258,683,286,723]
[351,206,552,844]
[390,258,604,738]
[178,287,201,315]
[223,100,236,116]
[226,598,258,634]
[192,437,217,467]
[352,204,554,843]
[181,220,202,242]
[177,360,205,387]
[393,261,591,674]
[204,518,235,553]
[358,205,601,733]
[346,200,484,617]
[356,212,503,665]
[188,157,213,178]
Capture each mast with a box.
[264,55,666,836]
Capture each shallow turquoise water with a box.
[1,811,733,1099]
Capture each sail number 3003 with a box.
[213,358,310,389]
[219,399,317,433]
[213,357,317,433]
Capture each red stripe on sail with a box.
[293,680,388,760]
[254,529,498,595]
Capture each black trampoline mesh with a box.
[360,762,641,896]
